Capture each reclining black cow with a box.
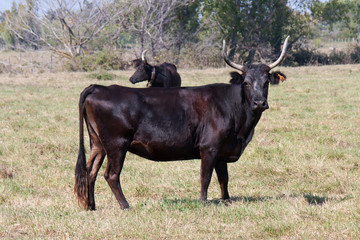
[75,36,289,210]
[129,51,181,87]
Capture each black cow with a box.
[75,36,289,210]
[129,51,181,87]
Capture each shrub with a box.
[63,50,129,72]
[350,45,360,63]
[287,47,330,66]
[63,57,90,72]
[95,50,121,70]
[88,71,116,80]
[329,50,347,65]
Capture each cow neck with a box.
[231,84,262,134]
[146,66,156,86]
[150,67,156,81]
[149,67,169,86]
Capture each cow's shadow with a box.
[217,193,352,205]
[161,193,352,207]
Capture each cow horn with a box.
[141,50,148,63]
[268,36,290,69]
[222,40,245,72]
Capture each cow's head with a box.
[129,51,155,85]
[131,59,143,68]
[224,36,289,112]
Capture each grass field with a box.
[0,64,359,239]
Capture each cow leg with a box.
[215,161,230,200]
[86,145,106,210]
[199,148,217,202]
[104,142,130,210]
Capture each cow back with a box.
[153,63,181,87]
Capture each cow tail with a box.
[74,85,95,210]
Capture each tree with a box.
[0,9,16,49]
[115,0,196,58]
[6,0,120,58]
[311,0,360,38]
[2,0,40,49]
[201,0,313,63]
[166,1,201,63]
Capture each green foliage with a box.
[0,28,16,49]
[311,0,360,38]
[201,0,305,60]
[0,4,17,49]
[312,0,349,27]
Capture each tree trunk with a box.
[228,29,238,61]
[245,49,256,64]
[274,33,283,56]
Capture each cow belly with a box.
[129,140,200,161]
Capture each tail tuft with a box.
[74,85,95,210]
[74,144,88,209]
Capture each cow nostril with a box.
[254,100,268,109]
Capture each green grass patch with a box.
[0,65,359,239]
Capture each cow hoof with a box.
[121,203,130,210]
[88,205,96,211]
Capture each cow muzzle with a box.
[253,100,269,111]
[129,77,136,84]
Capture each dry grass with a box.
[0,64,359,239]
[0,50,66,74]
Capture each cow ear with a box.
[229,71,244,84]
[270,71,287,85]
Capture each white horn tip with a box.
[222,40,227,56]
[268,36,290,69]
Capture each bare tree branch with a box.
[6,0,122,58]
[119,0,195,57]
